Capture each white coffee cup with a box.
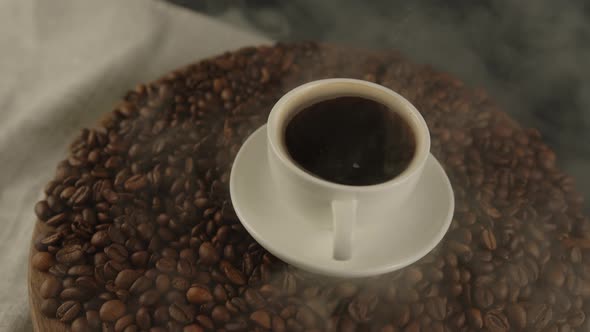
[266,78,431,261]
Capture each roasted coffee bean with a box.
[398,287,419,302]
[100,300,127,322]
[467,308,483,329]
[57,300,82,322]
[449,312,466,329]
[68,264,94,276]
[101,322,114,332]
[130,251,149,267]
[528,303,552,330]
[161,247,178,259]
[250,310,272,329]
[566,308,585,327]
[484,309,510,332]
[154,274,170,293]
[56,245,83,264]
[225,318,249,332]
[114,314,134,331]
[491,281,508,301]
[348,291,378,323]
[135,307,152,330]
[171,276,190,291]
[269,316,285,332]
[41,298,60,318]
[104,260,126,280]
[60,186,76,200]
[70,186,91,205]
[506,303,527,330]
[33,233,49,252]
[115,269,141,290]
[62,277,75,288]
[183,324,205,332]
[278,304,296,320]
[404,321,420,332]
[244,288,266,310]
[124,174,148,191]
[169,303,194,324]
[211,305,231,323]
[105,243,129,262]
[76,276,98,291]
[221,261,246,286]
[46,195,63,212]
[139,290,160,306]
[410,301,424,317]
[199,242,220,265]
[176,259,194,278]
[35,200,51,221]
[187,285,213,304]
[83,298,101,312]
[32,252,55,271]
[481,228,497,250]
[154,305,170,324]
[149,327,167,332]
[41,231,63,246]
[60,287,91,301]
[474,287,494,309]
[49,263,68,277]
[129,276,151,294]
[108,225,126,244]
[392,304,411,327]
[156,257,176,273]
[196,314,214,329]
[425,297,446,321]
[90,231,110,248]
[165,290,185,304]
[94,253,108,267]
[71,316,90,332]
[231,297,249,313]
[81,208,96,224]
[137,223,155,241]
[211,283,227,302]
[86,310,101,330]
[178,248,195,261]
[542,260,566,288]
[296,307,316,328]
[46,212,68,227]
[40,276,62,299]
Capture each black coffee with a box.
[284,96,416,186]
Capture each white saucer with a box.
[230,125,454,278]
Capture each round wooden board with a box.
[29,220,69,332]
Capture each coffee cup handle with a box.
[331,200,357,260]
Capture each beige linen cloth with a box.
[0,0,268,330]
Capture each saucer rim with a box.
[230,125,454,278]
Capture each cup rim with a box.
[267,78,431,192]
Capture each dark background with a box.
[168,0,590,211]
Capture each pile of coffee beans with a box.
[32,42,590,331]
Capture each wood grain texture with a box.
[29,221,69,332]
